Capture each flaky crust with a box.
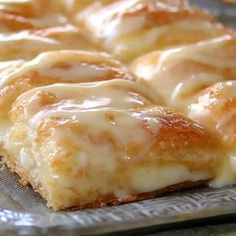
[4,79,223,210]
[0,149,208,211]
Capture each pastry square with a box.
[132,35,236,187]
[0,0,66,31]
[0,50,135,129]
[78,0,229,62]
[131,35,236,113]
[2,79,223,210]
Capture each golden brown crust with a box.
[63,180,208,211]
[0,0,66,31]
[0,12,34,31]
[188,81,236,148]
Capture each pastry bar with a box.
[0,50,134,123]
[131,34,236,113]
[132,34,236,186]
[77,0,229,62]
[0,0,94,60]
[2,79,223,210]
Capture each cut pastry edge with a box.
[1,128,214,211]
[0,152,210,211]
[0,120,228,211]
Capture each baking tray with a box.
[0,1,236,235]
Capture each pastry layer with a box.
[0,0,97,61]
[188,81,236,187]
[0,50,136,122]
[132,35,236,113]
[132,35,236,187]
[2,80,223,210]
[78,0,229,62]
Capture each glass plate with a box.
[0,1,235,235]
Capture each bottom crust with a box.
[1,150,208,211]
[67,180,208,211]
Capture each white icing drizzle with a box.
[0,23,92,61]
[0,50,126,89]
[9,79,163,173]
[11,79,160,126]
[79,0,225,61]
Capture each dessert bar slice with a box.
[2,79,223,210]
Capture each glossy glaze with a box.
[132,35,236,113]
[78,0,228,61]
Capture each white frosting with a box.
[0,50,138,129]
[0,50,125,89]
[11,79,160,124]
[0,23,92,61]
[169,73,223,110]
